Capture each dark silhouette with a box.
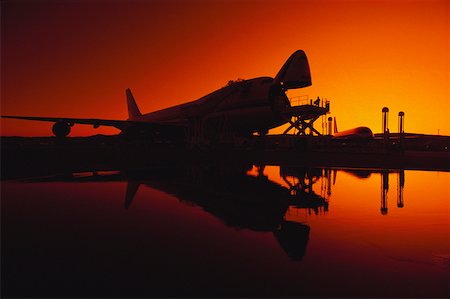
[274,221,310,261]
[381,171,389,215]
[2,158,423,298]
[2,50,319,144]
[15,162,336,261]
[314,96,320,106]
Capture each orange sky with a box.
[1,0,448,136]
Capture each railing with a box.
[289,95,310,107]
[289,95,330,112]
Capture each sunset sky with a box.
[1,0,448,136]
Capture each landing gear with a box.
[52,121,71,138]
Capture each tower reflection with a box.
[380,170,406,214]
[381,171,389,215]
[397,170,405,208]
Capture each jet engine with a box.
[52,121,71,137]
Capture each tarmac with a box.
[1,133,449,180]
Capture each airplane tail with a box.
[334,117,338,134]
[126,88,142,120]
[273,50,312,89]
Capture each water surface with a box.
[2,166,448,297]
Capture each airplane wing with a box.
[1,89,186,138]
[1,115,129,129]
[1,115,186,139]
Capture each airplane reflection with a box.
[120,165,313,261]
[24,164,328,261]
[21,164,407,259]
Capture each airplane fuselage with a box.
[333,126,373,140]
[130,77,291,136]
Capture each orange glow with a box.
[306,169,449,273]
[1,0,448,136]
[263,166,449,270]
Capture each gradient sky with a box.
[1,0,448,136]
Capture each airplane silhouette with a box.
[332,117,373,140]
[2,50,312,141]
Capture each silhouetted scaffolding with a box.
[282,96,330,136]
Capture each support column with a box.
[398,111,405,145]
[327,117,333,136]
[382,107,389,143]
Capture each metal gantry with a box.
[282,97,330,136]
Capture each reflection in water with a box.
[380,170,406,215]
[381,171,389,215]
[279,167,408,216]
[20,165,411,223]
[398,170,405,208]
[280,167,330,216]
[19,164,411,259]
[27,163,396,262]
[28,164,325,261]
[4,164,448,298]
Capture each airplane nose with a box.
[274,50,312,89]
